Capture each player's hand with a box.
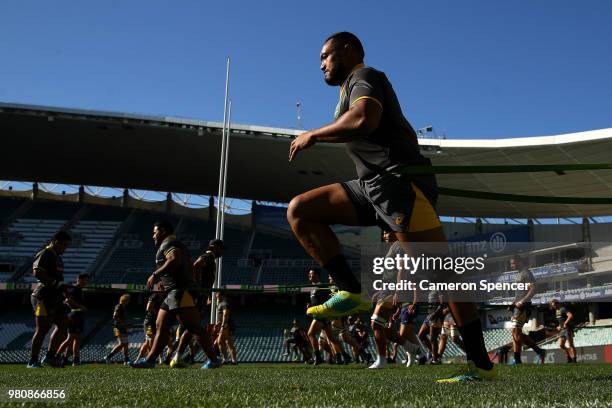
[515,301,523,310]
[408,303,416,315]
[289,132,316,161]
[146,274,157,290]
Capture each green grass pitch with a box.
[1,363,611,407]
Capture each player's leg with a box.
[43,312,68,366]
[567,332,577,362]
[400,321,428,366]
[225,332,238,364]
[429,322,442,363]
[176,307,220,368]
[288,184,370,317]
[519,332,545,362]
[418,320,433,360]
[438,325,449,359]
[450,325,465,351]
[511,327,522,364]
[72,335,81,365]
[106,334,125,361]
[321,324,343,364]
[145,308,171,363]
[56,332,73,360]
[308,320,324,364]
[121,337,130,363]
[559,336,571,362]
[29,319,50,367]
[137,327,151,360]
[369,302,394,368]
[402,225,495,380]
[287,183,360,267]
[172,327,193,366]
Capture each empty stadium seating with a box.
[61,220,122,282]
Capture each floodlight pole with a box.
[212,57,231,323]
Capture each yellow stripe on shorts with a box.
[408,183,442,232]
[35,302,47,317]
[179,292,196,308]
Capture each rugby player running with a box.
[287,32,496,382]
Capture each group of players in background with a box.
[26,224,578,369]
[26,222,237,369]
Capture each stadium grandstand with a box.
[1,103,612,365]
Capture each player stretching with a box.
[27,230,72,368]
[57,273,90,366]
[288,32,495,381]
[508,257,546,364]
[551,299,577,363]
[130,220,220,369]
[105,293,131,364]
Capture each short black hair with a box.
[78,273,90,280]
[53,230,71,242]
[154,219,174,234]
[308,268,321,276]
[324,31,364,60]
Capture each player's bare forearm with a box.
[288,99,381,161]
[310,100,381,143]
[153,252,179,278]
[520,283,536,304]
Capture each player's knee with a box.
[370,314,386,330]
[287,196,304,225]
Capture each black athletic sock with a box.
[457,319,493,371]
[513,352,521,363]
[323,255,361,293]
[342,351,351,363]
[532,345,542,354]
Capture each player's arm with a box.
[564,310,574,328]
[221,308,230,328]
[517,282,536,308]
[113,308,125,326]
[289,99,382,161]
[409,288,418,314]
[65,294,86,310]
[33,252,64,288]
[148,247,180,288]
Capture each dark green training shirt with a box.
[335,65,430,181]
[31,246,64,299]
[155,235,195,291]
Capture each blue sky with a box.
[1,0,611,139]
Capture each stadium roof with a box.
[2,102,612,219]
